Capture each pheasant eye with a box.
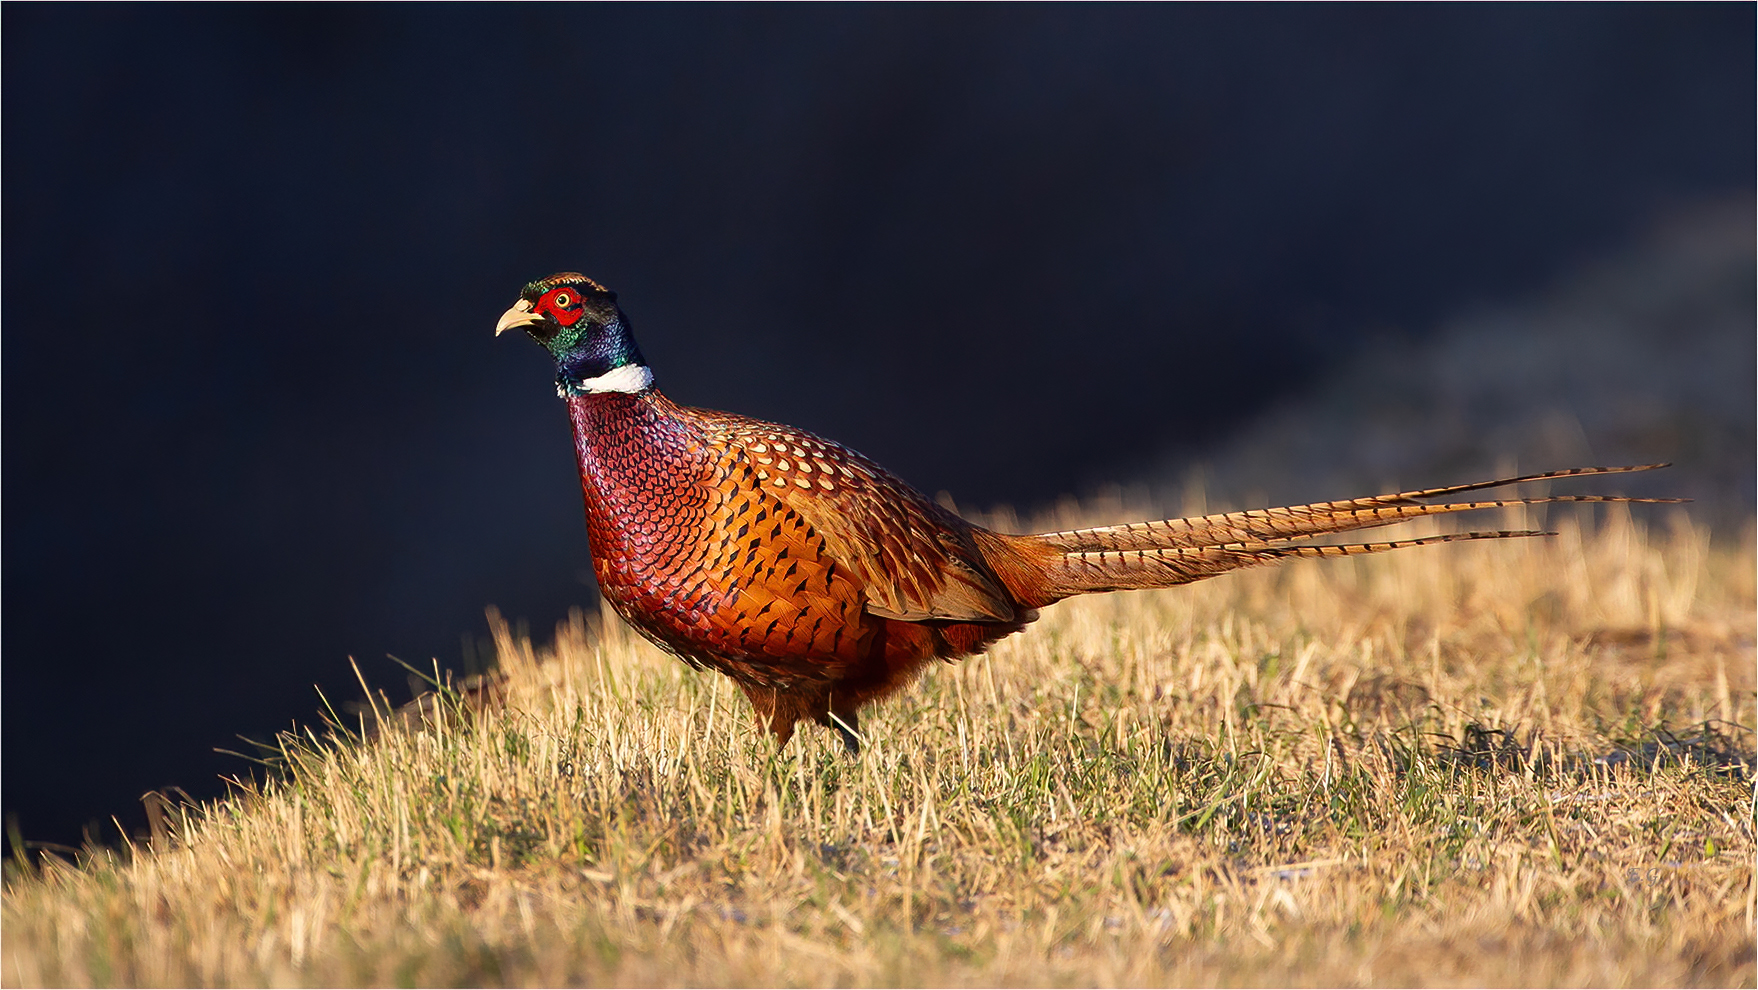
[555,292,572,306]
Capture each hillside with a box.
[4,504,1752,987]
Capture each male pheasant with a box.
[498,273,1671,754]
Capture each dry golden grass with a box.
[4,505,1753,987]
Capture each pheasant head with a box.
[496,273,651,395]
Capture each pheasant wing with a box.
[697,412,1019,624]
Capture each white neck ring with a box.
[562,363,654,396]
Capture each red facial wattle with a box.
[534,287,586,326]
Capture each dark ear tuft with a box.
[577,277,616,302]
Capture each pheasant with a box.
[498,272,1673,754]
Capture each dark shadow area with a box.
[4,6,1752,848]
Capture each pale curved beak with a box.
[495,299,544,336]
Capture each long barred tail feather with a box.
[1032,463,1680,555]
[1364,463,1669,501]
[1036,530,1552,598]
[1013,464,1680,605]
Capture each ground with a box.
[4,504,1752,987]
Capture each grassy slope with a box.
[4,507,1753,987]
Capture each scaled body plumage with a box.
[564,387,1036,748]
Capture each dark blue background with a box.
[5,5,1752,847]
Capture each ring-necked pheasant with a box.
[498,273,1674,754]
